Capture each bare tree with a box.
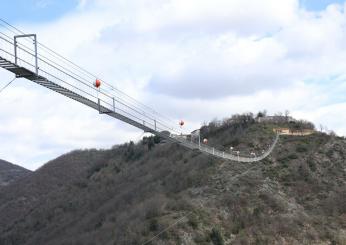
[319,124,324,132]
[284,110,290,119]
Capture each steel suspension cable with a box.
[0,19,179,129]
[0,31,179,132]
[0,34,174,131]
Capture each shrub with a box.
[307,158,317,172]
[153,135,161,144]
[149,218,159,231]
[210,227,224,245]
[288,153,298,160]
[188,214,199,229]
[296,145,308,153]
[231,217,246,235]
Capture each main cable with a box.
[0,18,179,128]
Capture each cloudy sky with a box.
[1,0,346,170]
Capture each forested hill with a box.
[0,113,345,245]
[0,159,31,187]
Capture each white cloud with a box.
[134,0,298,35]
[0,72,141,170]
[293,102,346,135]
[1,0,346,169]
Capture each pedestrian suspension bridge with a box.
[0,20,279,163]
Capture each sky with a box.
[1,0,346,170]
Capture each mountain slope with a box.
[0,114,345,245]
[0,159,31,187]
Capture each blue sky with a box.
[1,0,79,23]
[301,0,345,10]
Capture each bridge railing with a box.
[0,23,280,162]
[0,27,182,136]
[0,33,16,64]
[171,133,279,162]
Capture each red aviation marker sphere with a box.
[179,120,185,127]
[94,79,101,88]
[203,138,208,144]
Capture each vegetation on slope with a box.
[0,159,31,187]
[0,113,345,245]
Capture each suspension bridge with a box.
[0,20,279,163]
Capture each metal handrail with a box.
[0,24,280,162]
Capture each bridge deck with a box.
[0,54,278,163]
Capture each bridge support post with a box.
[113,97,115,112]
[14,39,17,65]
[14,34,38,75]
[98,98,101,113]
[154,120,157,131]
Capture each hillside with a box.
[0,114,345,245]
[0,159,31,187]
